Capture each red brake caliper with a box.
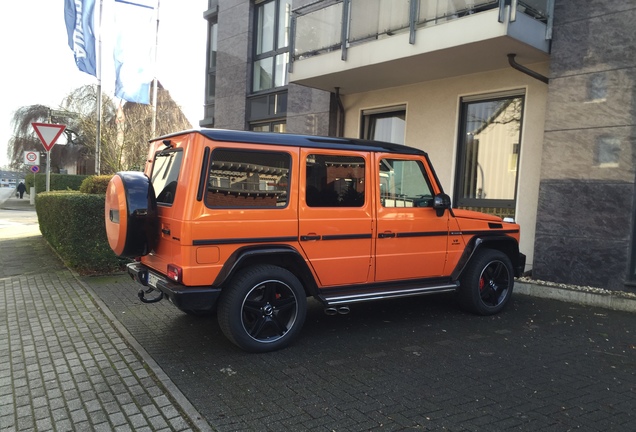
[479,277,486,291]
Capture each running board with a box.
[319,283,459,306]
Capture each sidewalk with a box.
[0,193,212,431]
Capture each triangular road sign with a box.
[32,123,67,151]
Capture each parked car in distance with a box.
[105,129,525,352]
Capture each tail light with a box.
[167,264,182,283]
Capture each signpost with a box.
[31,123,66,192]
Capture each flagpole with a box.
[151,0,160,138]
[95,0,103,175]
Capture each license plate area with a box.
[147,271,162,289]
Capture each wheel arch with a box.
[451,235,522,281]
[213,245,318,297]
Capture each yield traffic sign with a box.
[32,123,67,151]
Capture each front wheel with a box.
[218,265,307,353]
[458,249,514,315]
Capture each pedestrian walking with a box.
[17,182,27,199]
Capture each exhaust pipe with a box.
[324,307,338,316]
[324,306,351,315]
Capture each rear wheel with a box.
[218,265,307,353]
[458,249,514,315]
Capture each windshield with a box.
[151,149,183,205]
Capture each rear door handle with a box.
[378,232,396,238]
[300,235,321,241]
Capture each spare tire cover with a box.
[105,172,158,257]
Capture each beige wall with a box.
[341,64,549,269]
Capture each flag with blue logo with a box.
[113,0,158,104]
[64,0,97,77]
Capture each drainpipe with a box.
[507,53,549,84]
[335,87,345,137]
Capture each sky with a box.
[0,0,207,169]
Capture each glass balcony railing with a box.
[292,0,553,61]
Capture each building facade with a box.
[201,0,636,292]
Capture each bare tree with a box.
[114,82,192,172]
[7,104,87,172]
[8,82,194,175]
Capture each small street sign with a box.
[32,123,67,151]
[31,166,40,173]
[24,151,40,165]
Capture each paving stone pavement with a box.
[2,190,636,431]
[0,193,211,432]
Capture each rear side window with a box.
[152,149,183,205]
[305,154,365,207]
[206,148,290,208]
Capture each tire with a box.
[105,172,158,258]
[458,249,514,315]
[218,265,307,353]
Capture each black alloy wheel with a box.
[218,265,307,352]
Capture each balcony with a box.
[289,0,553,94]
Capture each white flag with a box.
[113,0,157,104]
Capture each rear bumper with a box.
[126,262,221,312]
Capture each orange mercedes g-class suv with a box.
[105,129,525,352]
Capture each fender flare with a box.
[212,245,318,295]
[451,235,522,280]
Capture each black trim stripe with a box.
[395,231,448,238]
[322,233,372,241]
[455,229,520,236]
[193,236,297,246]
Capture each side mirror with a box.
[433,193,451,217]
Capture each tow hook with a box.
[138,287,164,304]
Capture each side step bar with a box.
[319,282,459,306]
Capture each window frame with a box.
[360,105,407,144]
[454,92,525,212]
[204,147,292,209]
[252,0,292,95]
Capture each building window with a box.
[253,0,291,93]
[455,93,524,217]
[596,135,621,168]
[361,106,406,144]
[250,121,287,133]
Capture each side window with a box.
[379,159,433,208]
[152,149,183,205]
[206,149,290,208]
[305,154,365,207]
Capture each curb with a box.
[515,280,636,313]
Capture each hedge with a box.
[36,191,127,274]
[80,175,114,194]
[25,173,89,193]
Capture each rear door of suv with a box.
[298,149,373,287]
